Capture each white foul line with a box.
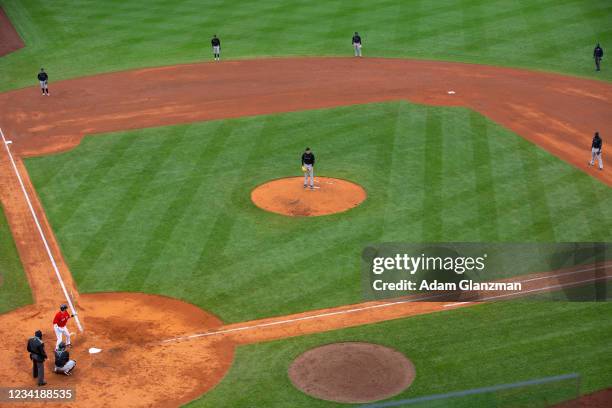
[0,128,83,332]
[162,266,609,344]
[517,264,611,283]
[444,275,611,308]
[162,292,450,344]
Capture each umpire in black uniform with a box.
[594,43,604,71]
[27,330,48,386]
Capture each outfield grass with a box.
[0,205,32,313]
[188,300,612,407]
[24,102,612,323]
[1,0,611,92]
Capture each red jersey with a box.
[53,310,70,327]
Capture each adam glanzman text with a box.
[370,253,522,292]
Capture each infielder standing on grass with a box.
[594,43,604,71]
[352,32,362,57]
[589,131,603,170]
[211,34,221,61]
[37,68,49,95]
[53,304,74,350]
[302,147,315,190]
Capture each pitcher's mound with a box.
[288,342,415,403]
[251,177,366,216]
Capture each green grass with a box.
[24,102,612,323]
[0,205,32,313]
[187,300,612,407]
[1,0,611,92]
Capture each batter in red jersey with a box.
[53,304,74,350]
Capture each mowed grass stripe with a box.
[45,135,140,234]
[440,109,479,240]
[25,102,612,322]
[422,108,444,241]
[469,111,500,241]
[1,0,611,93]
[514,134,556,240]
[122,123,241,291]
[70,132,184,285]
[187,122,265,281]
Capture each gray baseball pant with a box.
[303,164,314,187]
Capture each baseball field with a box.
[0,0,611,407]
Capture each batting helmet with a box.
[60,304,68,311]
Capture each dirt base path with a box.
[0,7,24,56]
[0,58,610,184]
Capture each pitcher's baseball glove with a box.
[301,165,307,173]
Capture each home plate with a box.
[88,347,102,354]
[448,90,456,94]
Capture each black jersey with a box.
[592,136,602,150]
[594,46,603,58]
[301,152,315,165]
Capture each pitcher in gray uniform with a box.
[301,147,315,190]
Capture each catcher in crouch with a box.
[301,147,315,190]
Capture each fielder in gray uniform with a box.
[352,32,362,57]
[37,68,49,95]
[589,131,603,170]
[302,147,315,190]
[211,35,221,61]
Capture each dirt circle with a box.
[251,177,367,216]
[288,342,415,403]
[0,292,234,407]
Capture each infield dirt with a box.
[0,7,24,57]
[0,58,610,185]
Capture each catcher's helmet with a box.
[60,304,68,311]
[58,341,66,350]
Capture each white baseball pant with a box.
[54,324,71,349]
[590,148,603,169]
